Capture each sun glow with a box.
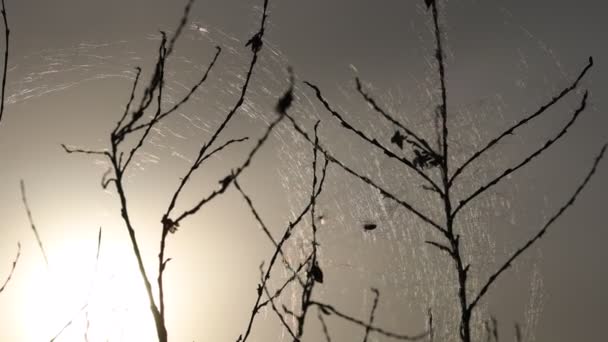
[21,237,157,341]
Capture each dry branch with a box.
[453,91,590,217]
[449,57,594,185]
[0,242,20,294]
[301,1,603,341]
[20,180,49,267]
[468,144,607,311]
[63,0,275,340]
[311,301,428,341]
[0,0,9,124]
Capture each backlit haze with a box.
[0,0,606,341]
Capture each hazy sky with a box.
[0,0,607,341]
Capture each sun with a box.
[20,236,157,341]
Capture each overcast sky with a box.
[0,0,607,341]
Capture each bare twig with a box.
[425,240,453,256]
[428,308,434,342]
[51,227,103,341]
[164,0,271,226]
[318,307,332,342]
[61,144,110,157]
[113,67,142,135]
[164,136,248,220]
[20,180,49,267]
[310,301,428,341]
[234,179,305,287]
[239,137,330,342]
[468,143,607,312]
[453,91,589,218]
[0,242,20,294]
[355,77,436,155]
[121,32,168,172]
[362,288,380,342]
[0,0,9,125]
[284,113,447,235]
[64,1,275,340]
[305,81,443,195]
[165,0,193,56]
[127,46,222,134]
[261,272,299,341]
[49,303,89,342]
[450,57,594,185]
[294,121,323,340]
[258,254,312,310]
[172,110,286,227]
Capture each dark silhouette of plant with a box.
[0,0,9,125]
[283,0,606,341]
[0,244,19,295]
[20,180,49,267]
[62,0,281,339]
[60,0,434,339]
[0,0,19,298]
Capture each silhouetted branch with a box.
[166,0,193,56]
[298,1,602,341]
[425,240,453,256]
[122,32,168,173]
[0,242,20,294]
[234,179,278,245]
[63,0,276,339]
[94,226,102,269]
[259,254,312,309]
[450,57,594,185]
[453,91,589,218]
[113,67,142,136]
[429,0,448,173]
[127,46,222,134]
[318,307,332,342]
[0,0,8,125]
[61,144,110,157]
[239,207,309,342]
[239,130,329,342]
[427,308,434,342]
[49,303,89,342]
[261,272,299,341]
[234,179,305,287]
[284,113,447,235]
[20,180,49,267]
[164,136,248,220]
[294,122,323,340]
[468,143,606,312]
[362,288,380,342]
[100,168,116,189]
[310,301,428,341]
[172,110,286,227]
[117,0,197,138]
[164,0,271,225]
[355,77,436,155]
[305,81,443,195]
[115,34,169,145]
